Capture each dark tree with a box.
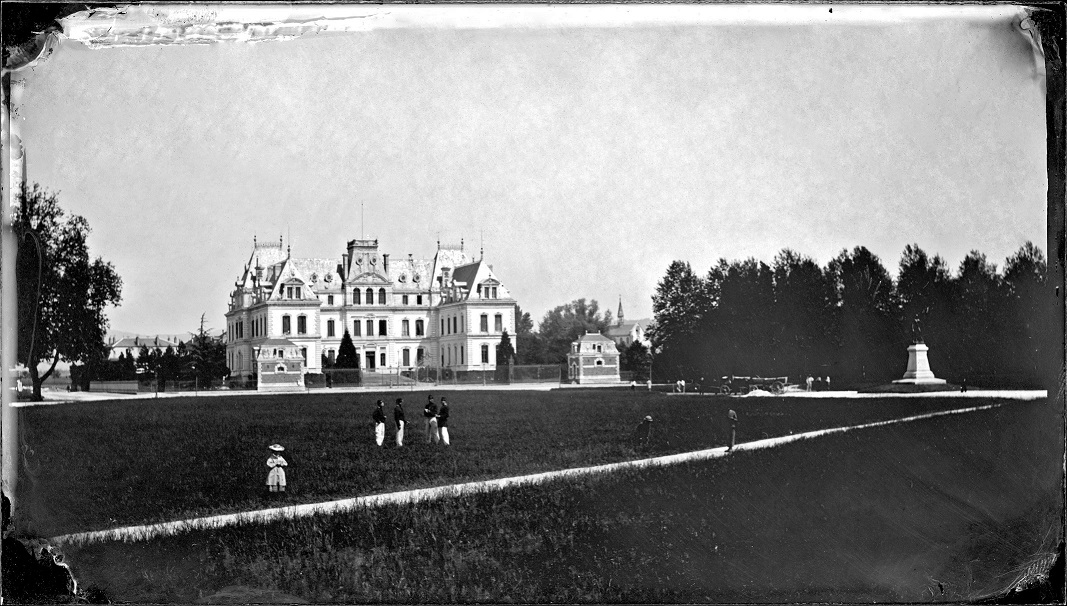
[771,249,836,381]
[827,246,899,382]
[620,340,652,381]
[1000,242,1048,384]
[180,315,229,386]
[648,260,707,380]
[495,330,515,382]
[537,298,612,364]
[15,183,122,400]
[335,330,359,369]
[514,304,546,364]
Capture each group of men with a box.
[373,395,451,447]
[804,375,832,391]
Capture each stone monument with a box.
[893,315,946,385]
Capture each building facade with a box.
[604,298,648,350]
[225,237,517,380]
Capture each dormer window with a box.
[491,287,498,299]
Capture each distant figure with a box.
[699,378,705,395]
[961,378,968,393]
[373,400,387,446]
[394,398,406,446]
[630,380,636,391]
[814,377,824,392]
[632,415,654,449]
[647,379,652,391]
[325,373,332,388]
[16,378,22,394]
[825,376,831,391]
[727,409,738,451]
[806,375,814,391]
[438,397,451,446]
[266,444,287,495]
[424,396,440,444]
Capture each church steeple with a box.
[617,296,625,326]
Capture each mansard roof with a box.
[575,332,616,344]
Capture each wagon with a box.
[718,375,789,395]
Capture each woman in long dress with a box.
[266,444,287,494]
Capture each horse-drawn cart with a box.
[718,375,790,395]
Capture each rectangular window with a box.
[417,295,423,305]
[378,290,386,305]
[417,348,424,364]
[297,316,307,334]
[492,287,498,299]
[403,348,410,366]
[379,319,387,336]
[495,314,503,332]
[380,352,386,367]
[327,320,335,337]
[366,320,374,337]
[460,346,464,365]
[441,319,446,335]
[402,319,410,337]
[354,289,361,304]
[353,321,361,337]
[481,344,489,363]
[282,315,291,334]
[328,295,334,306]
[402,295,409,305]
[416,320,424,336]
[480,315,489,332]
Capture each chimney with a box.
[383,253,390,273]
[342,253,349,276]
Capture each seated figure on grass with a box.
[632,415,654,450]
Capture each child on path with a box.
[424,395,439,444]
[266,444,287,495]
[373,400,387,446]
[394,398,406,446]
[438,397,451,445]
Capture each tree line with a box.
[647,243,1053,388]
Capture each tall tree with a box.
[620,340,652,381]
[648,260,707,380]
[771,249,836,381]
[335,330,359,369]
[495,329,515,382]
[185,315,229,385]
[514,304,545,364]
[895,244,953,370]
[537,298,612,363]
[1001,242,1048,383]
[15,183,122,400]
[827,246,898,382]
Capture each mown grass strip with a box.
[51,400,1010,546]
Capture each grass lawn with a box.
[58,397,1062,603]
[16,389,1031,536]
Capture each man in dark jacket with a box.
[438,397,451,445]
[424,395,439,444]
[373,400,387,446]
[394,398,406,447]
[727,409,738,451]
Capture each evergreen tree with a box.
[648,260,707,381]
[335,330,359,368]
[495,330,515,382]
[620,340,652,381]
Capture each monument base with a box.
[893,342,947,385]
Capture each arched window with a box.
[378,288,386,305]
[297,315,307,334]
[480,314,489,333]
[353,289,361,305]
[365,288,374,304]
[415,319,424,336]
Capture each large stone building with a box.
[225,236,517,380]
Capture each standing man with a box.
[630,380,636,391]
[438,396,451,446]
[805,375,813,392]
[373,400,387,447]
[424,395,439,444]
[646,378,652,391]
[394,398,406,447]
[825,376,831,391]
[727,409,738,451]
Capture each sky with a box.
[15,5,1047,337]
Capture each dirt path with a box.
[51,401,1014,546]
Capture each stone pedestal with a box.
[893,342,947,384]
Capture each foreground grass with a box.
[61,397,1061,603]
[18,389,1026,536]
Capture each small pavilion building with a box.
[257,338,305,392]
[566,332,620,384]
